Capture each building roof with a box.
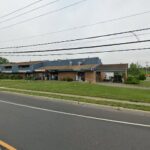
[97,64,128,72]
[0,61,43,67]
[35,64,98,72]
[0,57,101,67]
[43,57,102,67]
[0,58,129,74]
[35,57,101,72]
[14,61,43,66]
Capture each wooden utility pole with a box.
[145,61,149,74]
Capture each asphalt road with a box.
[0,91,150,150]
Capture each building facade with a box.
[0,57,128,83]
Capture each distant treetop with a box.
[0,57,9,64]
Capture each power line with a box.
[1,1,150,32]
[71,32,150,45]
[1,26,150,49]
[0,0,87,31]
[0,0,44,19]
[1,6,150,37]
[1,26,150,44]
[1,39,150,53]
[0,0,60,24]
[1,47,149,56]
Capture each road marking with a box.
[0,140,16,150]
[0,99,150,128]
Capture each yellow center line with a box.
[0,140,16,150]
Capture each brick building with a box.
[0,57,128,83]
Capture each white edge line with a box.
[0,99,150,128]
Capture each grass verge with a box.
[0,88,150,112]
[139,80,150,87]
[0,80,150,103]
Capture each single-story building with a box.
[0,57,128,83]
[0,60,48,77]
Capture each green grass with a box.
[1,88,150,111]
[139,80,150,87]
[0,80,150,103]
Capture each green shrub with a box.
[0,74,22,80]
[138,74,146,80]
[125,76,140,84]
[0,74,9,79]
[11,74,22,80]
[61,77,73,82]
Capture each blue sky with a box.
[0,0,150,66]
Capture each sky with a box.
[0,0,150,66]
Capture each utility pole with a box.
[145,61,149,75]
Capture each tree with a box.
[0,57,9,64]
[128,63,146,80]
[128,63,141,76]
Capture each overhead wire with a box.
[68,32,150,45]
[1,1,150,58]
[1,27,150,44]
[0,0,88,31]
[0,0,60,24]
[0,0,44,19]
[1,39,150,53]
[1,26,150,49]
[0,47,149,56]
[1,6,150,36]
